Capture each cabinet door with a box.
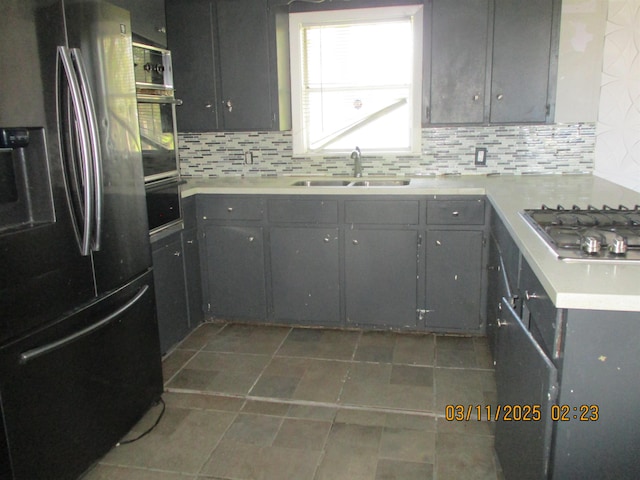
[110,0,167,47]
[166,0,219,131]
[345,229,418,328]
[495,300,558,480]
[182,228,203,327]
[204,225,266,318]
[270,227,340,323]
[152,236,189,353]
[216,0,274,130]
[429,0,490,124]
[425,230,483,331]
[490,0,555,122]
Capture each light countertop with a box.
[182,174,640,312]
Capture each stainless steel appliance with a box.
[520,204,640,263]
[132,42,182,234]
[0,2,163,479]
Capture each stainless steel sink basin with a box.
[350,179,411,186]
[291,180,352,187]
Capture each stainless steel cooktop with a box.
[520,204,640,263]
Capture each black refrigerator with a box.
[0,1,164,479]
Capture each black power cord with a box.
[116,397,166,446]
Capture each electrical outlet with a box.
[475,147,487,166]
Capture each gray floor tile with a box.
[314,443,379,480]
[93,323,499,480]
[435,432,498,480]
[375,459,434,480]
[201,442,321,480]
[273,418,332,450]
[222,413,283,446]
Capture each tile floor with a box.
[82,323,504,480]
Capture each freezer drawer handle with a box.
[19,285,150,364]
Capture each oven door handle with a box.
[19,285,150,364]
[135,93,180,104]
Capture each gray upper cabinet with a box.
[216,0,274,130]
[427,0,560,125]
[490,0,556,123]
[428,0,490,124]
[110,0,167,47]
[166,0,285,132]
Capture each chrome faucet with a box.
[350,147,363,177]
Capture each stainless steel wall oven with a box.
[132,42,182,235]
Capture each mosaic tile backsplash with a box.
[178,123,595,178]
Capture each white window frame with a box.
[289,5,423,156]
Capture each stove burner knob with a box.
[582,235,602,254]
[609,235,628,254]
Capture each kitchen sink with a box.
[350,179,411,186]
[291,180,352,187]
[290,179,411,187]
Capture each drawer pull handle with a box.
[352,239,359,245]
[187,240,194,244]
[436,240,442,246]
[452,211,460,217]
[227,207,233,213]
[248,236,255,242]
[324,237,330,243]
[525,291,541,301]
[173,251,181,257]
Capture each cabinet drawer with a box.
[268,198,338,224]
[345,200,420,225]
[427,198,485,225]
[521,259,560,358]
[198,196,265,221]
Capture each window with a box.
[289,5,423,155]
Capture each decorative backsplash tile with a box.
[178,123,595,177]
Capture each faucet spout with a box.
[350,147,363,177]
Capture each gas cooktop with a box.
[520,204,640,263]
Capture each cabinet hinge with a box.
[207,303,211,312]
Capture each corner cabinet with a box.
[166,0,288,131]
[488,204,640,479]
[426,0,560,124]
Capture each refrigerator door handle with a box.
[71,47,103,252]
[19,284,150,364]
[57,46,94,256]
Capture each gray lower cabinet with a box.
[270,227,340,323]
[345,229,419,328]
[182,228,203,326]
[151,231,189,354]
[494,300,558,480]
[424,230,484,331]
[204,225,267,319]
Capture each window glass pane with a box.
[290,6,422,154]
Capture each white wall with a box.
[556,0,607,123]
[594,0,640,191]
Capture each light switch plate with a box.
[475,147,487,166]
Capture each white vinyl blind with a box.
[290,6,423,155]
